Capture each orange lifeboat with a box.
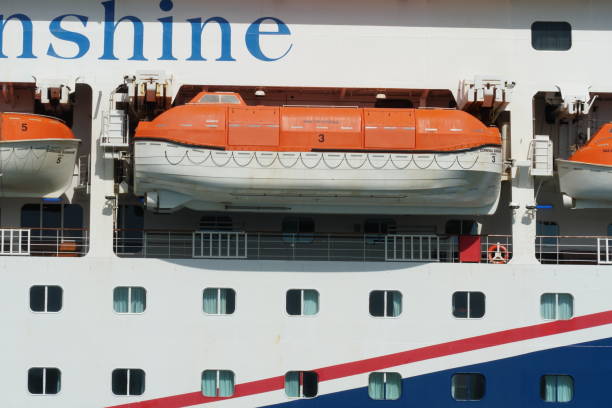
[134,92,503,214]
[557,123,612,208]
[0,112,80,198]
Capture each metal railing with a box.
[0,228,88,257]
[114,229,513,264]
[193,231,248,258]
[0,229,30,255]
[536,236,612,265]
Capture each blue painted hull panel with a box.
[261,337,612,407]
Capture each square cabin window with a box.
[203,288,236,315]
[453,291,485,318]
[531,22,572,51]
[112,368,145,396]
[541,375,573,402]
[541,293,573,320]
[286,289,319,316]
[30,285,62,312]
[28,367,61,395]
[369,290,402,317]
[452,373,485,401]
[201,370,235,397]
[282,216,315,243]
[113,287,146,313]
[285,371,318,398]
[368,372,402,400]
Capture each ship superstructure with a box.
[1,1,612,407]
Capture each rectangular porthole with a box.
[286,289,319,316]
[203,288,236,315]
[369,290,402,317]
[201,370,235,397]
[541,293,573,320]
[452,291,485,318]
[28,367,61,395]
[285,371,318,398]
[452,373,485,401]
[30,285,63,312]
[532,22,572,51]
[368,372,402,400]
[541,375,573,402]
[113,287,146,313]
[112,369,145,396]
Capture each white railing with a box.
[114,230,514,264]
[0,229,30,255]
[0,228,88,257]
[597,238,612,265]
[385,235,440,262]
[536,236,612,265]
[193,231,248,259]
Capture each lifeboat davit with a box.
[0,113,80,198]
[134,92,502,214]
[557,123,612,208]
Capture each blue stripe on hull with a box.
[261,337,612,407]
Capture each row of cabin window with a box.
[26,367,574,403]
[30,286,575,320]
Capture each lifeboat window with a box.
[285,371,318,398]
[28,367,61,395]
[199,94,241,104]
[540,375,573,403]
[452,291,485,318]
[282,217,315,243]
[368,372,402,400]
[112,369,145,396]
[286,289,319,316]
[29,285,62,313]
[203,288,236,315]
[113,286,146,313]
[531,22,571,51]
[202,370,235,397]
[540,293,573,320]
[369,290,402,317]
[451,373,485,401]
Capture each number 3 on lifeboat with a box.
[487,243,509,264]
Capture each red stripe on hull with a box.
[107,310,612,408]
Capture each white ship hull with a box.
[134,141,502,214]
[557,159,612,209]
[0,139,80,198]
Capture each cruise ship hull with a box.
[134,141,502,214]
[0,139,79,198]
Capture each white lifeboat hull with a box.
[134,141,502,214]
[557,159,612,209]
[0,139,80,198]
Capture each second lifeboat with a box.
[134,92,503,214]
[558,123,612,208]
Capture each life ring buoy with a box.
[487,243,509,264]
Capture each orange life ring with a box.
[487,244,509,264]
